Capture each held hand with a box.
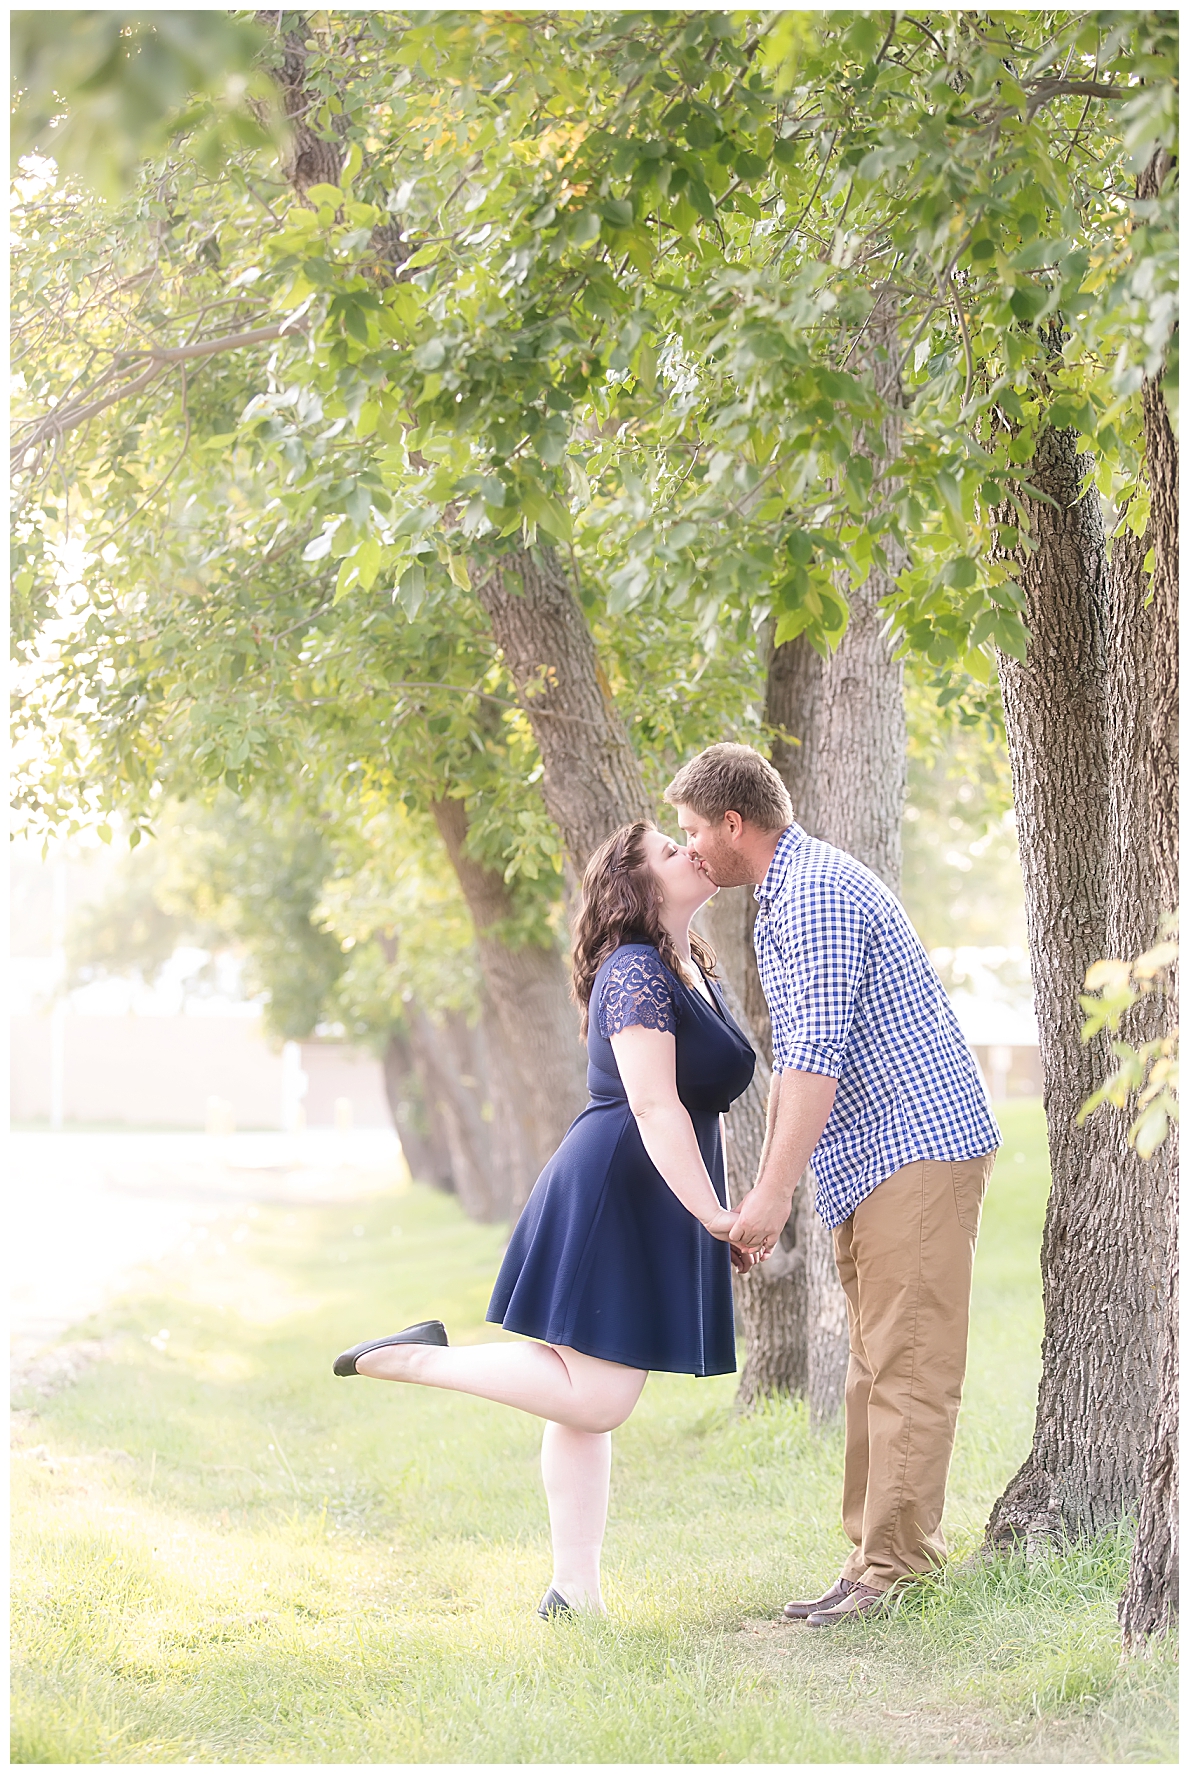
[702,1205,742,1243]
[728,1184,793,1256]
[730,1242,758,1275]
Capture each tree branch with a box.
[1025,78,1131,120]
[939,269,974,409]
[11,321,307,468]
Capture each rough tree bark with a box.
[699,886,808,1405]
[381,1024,453,1190]
[987,421,1175,1548]
[376,937,530,1217]
[1119,1162,1179,1648]
[256,12,347,194]
[431,795,587,1212]
[1117,293,1179,1643]
[403,1000,523,1222]
[763,595,907,1425]
[473,548,655,861]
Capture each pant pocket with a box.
[951,1155,991,1235]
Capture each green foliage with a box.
[65,835,199,990]
[1078,917,1179,1157]
[10,10,274,199]
[60,787,494,1050]
[169,798,349,1043]
[9,10,1176,900]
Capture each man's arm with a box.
[729,1068,837,1251]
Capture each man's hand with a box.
[729,1183,794,1254]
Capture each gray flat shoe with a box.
[536,1586,572,1619]
[333,1320,448,1376]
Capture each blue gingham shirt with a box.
[754,823,1000,1227]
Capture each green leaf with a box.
[942,555,978,590]
[303,527,337,562]
[396,562,426,618]
[773,606,812,647]
[1008,285,1046,323]
[446,553,471,592]
[568,209,602,247]
[994,613,1029,661]
[392,506,440,537]
[685,177,715,220]
[601,197,633,229]
[355,536,381,592]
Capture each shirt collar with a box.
[754,822,802,905]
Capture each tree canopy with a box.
[14,10,1175,707]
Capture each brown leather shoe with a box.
[806,1581,887,1627]
[782,1577,854,1620]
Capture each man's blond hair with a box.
[664,744,793,832]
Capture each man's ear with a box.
[724,810,744,842]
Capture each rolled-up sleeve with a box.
[764,878,870,1077]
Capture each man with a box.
[665,743,999,1628]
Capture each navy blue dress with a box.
[487,943,756,1376]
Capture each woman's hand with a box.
[702,1205,741,1243]
[730,1242,758,1275]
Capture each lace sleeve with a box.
[598,948,677,1039]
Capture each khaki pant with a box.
[833,1152,996,1592]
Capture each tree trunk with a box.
[474,544,781,1399]
[478,996,538,1222]
[473,546,655,870]
[431,795,586,1213]
[763,615,907,1425]
[381,1024,453,1190]
[987,423,1173,1548]
[760,415,908,1422]
[404,1001,515,1223]
[700,885,808,1406]
[1117,318,1179,1644]
[256,12,347,195]
[1119,1160,1179,1648]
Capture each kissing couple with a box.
[334,744,999,1628]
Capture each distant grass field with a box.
[11,1102,1177,1763]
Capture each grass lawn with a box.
[11,1102,1178,1763]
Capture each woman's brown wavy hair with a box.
[570,821,717,1039]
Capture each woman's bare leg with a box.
[354,1339,644,1611]
[541,1421,611,1612]
[354,1338,646,1433]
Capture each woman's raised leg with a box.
[541,1420,611,1612]
[353,1338,646,1433]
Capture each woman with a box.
[333,821,757,1617]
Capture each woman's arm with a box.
[609,1023,738,1240]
